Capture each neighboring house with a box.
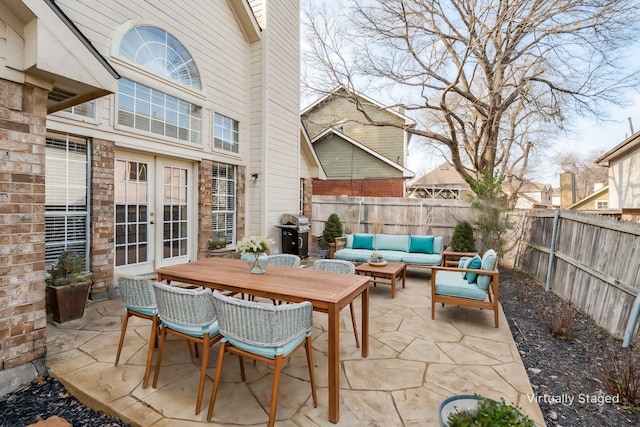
[1,0,318,393]
[301,87,414,197]
[596,130,640,221]
[406,162,472,199]
[567,185,620,216]
[502,178,554,209]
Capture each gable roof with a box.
[568,185,609,210]
[596,130,640,166]
[407,162,469,188]
[302,86,416,127]
[312,128,414,178]
[300,122,326,180]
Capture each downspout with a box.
[545,209,560,292]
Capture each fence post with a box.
[545,209,560,292]
[623,290,640,348]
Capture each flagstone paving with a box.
[46,268,545,426]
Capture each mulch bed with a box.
[499,268,640,426]
[0,375,129,427]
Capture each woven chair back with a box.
[152,282,216,327]
[117,275,156,309]
[211,292,312,347]
[267,254,301,268]
[313,259,355,275]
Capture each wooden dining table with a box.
[155,257,370,423]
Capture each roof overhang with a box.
[226,0,261,43]
[301,123,326,180]
[2,0,119,113]
[595,130,640,166]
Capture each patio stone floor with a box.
[46,268,545,426]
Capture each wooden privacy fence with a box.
[311,195,473,243]
[515,209,640,341]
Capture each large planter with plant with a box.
[46,252,93,324]
[439,394,536,427]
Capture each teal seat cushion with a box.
[161,318,219,338]
[435,271,486,300]
[476,249,497,291]
[374,250,404,263]
[400,253,442,265]
[409,236,434,254]
[352,234,374,250]
[375,234,410,252]
[334,249,372,262]
[225,331,309,359]
[125,305,157,316]
[466,255,482,283]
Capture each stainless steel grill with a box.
[276,214,310,257]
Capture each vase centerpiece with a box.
[237,236,274,274]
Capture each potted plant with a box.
[46,251,93,323]
[322,213,343,249]
[439,394,536,427]
[208,234,228,250]
[450,220,477,252]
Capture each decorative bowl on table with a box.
[368,253,387,266]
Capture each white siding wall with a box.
[610,149,640,209]
[50,0,252,168]
[245,1,301,249]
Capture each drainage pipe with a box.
[545,209,560,292]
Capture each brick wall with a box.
[0,80,48,374]
[89,139,115,300]
[312,178,405,197]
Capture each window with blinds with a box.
[45,133,89,265]
[211,163,236,245]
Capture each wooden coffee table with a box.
[355,261,407,298]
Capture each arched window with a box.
[120,26,201,90]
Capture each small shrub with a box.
[450,220,477,252]
[46,251,92,287]
[541,300,578,340]
[208,234,227,250]
[447,396,535,427]
[322,214,343,249]
[602,339,640,408]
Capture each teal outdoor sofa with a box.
[329,233,444,267]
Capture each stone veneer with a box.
[0,79,49,391]
[89,139,115,300]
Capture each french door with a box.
[114,152,195,275]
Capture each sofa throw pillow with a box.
[345,234,354,248]
[466,255,482,283]
[409,236,434,254]
[352,234,374,250]
[460,256,472,279]
[476,249,497,291]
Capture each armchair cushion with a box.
[409,235,434,254]
[434,271,487,300]
[461,256,474,279]
[477,249,498,291]
[225,332,309,359]
[465,255,483,283]
[352,234,374,250]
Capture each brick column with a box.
[0,80,48,382]
[89,138,114,300]
[198,160,213,259]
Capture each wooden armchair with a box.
[328,236,347,259]
[430,249,500,328]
